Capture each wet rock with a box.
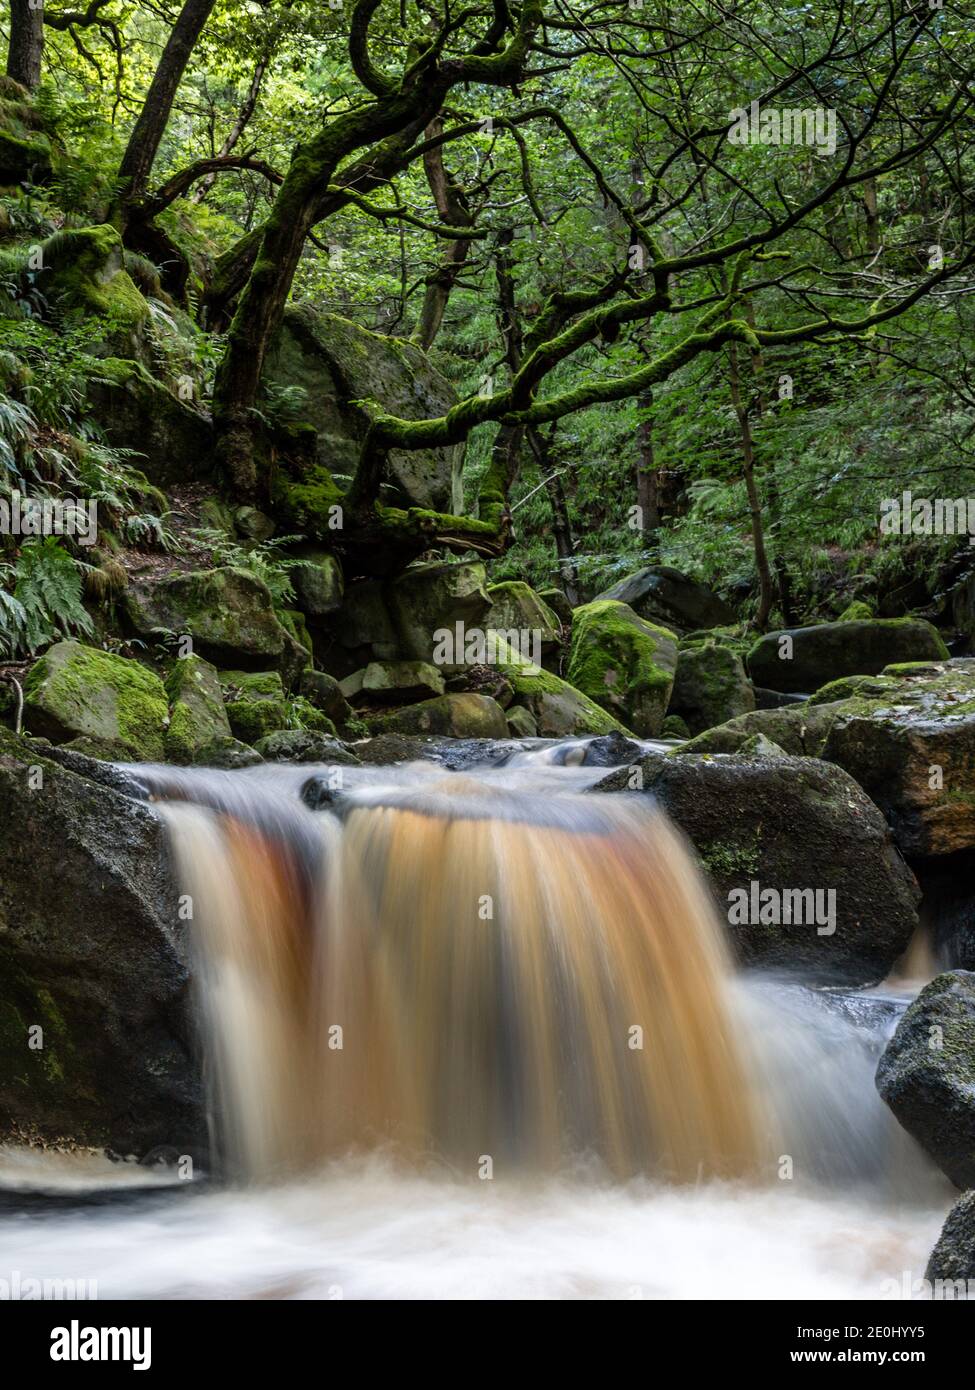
[367,692,509,739]
[193,737,262,769]
[746,618,948,694]
[506,705,538,739]
[876,971,975,1189]
[594,752,920,985]
[0,729,203,1157]
[254,730,357,764]
[926,1190,975,1287]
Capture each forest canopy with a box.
[2,0,975,622]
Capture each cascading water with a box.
[0,747,951,1298]
[153,760,761,1183]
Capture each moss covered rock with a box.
[193,736,262,769]
[125,567,291,668]
[291,546,343,617]
[164,654,231,764]
[484,581,561,654]
[567,599,677,737]
[746,617,949,694]
[494,635,631,737]
[0,86,56,184]
[876,971,975,1189]
[594,751,920,985]
[506,704,538,738]
[41,225,147,330]
[368,692,509,738]
[264,304,464,512]
[595,565,735,634]
[226,696,289,744]
[926,1190,975,1286]
[669,640,755,735]
[387,559,491,666]
[88,357,214,488]
[254,729,355,763]
[23,640,167,760]
[299,668,350,724]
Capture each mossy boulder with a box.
[299,669,350,724]
[225,697,289,744]
[264,304,465,512]
[594,752,920,986]
[164,654,231,764]
[23,640,168,761]
[837,600,874,622]
[493,636,632,737]
[88,357,214,488]
[367,692,509,739]
[537,587,573,628]
[746,617,949,694]
[0,87,56,184]
[876,971,975,1188]
[387,559,492,666]
[595,565,735,634]
[193,736,262,769]
[567,599,678,737]
[40,225,148,334]
[125,567,292,668]
[484,581,561,654]
[343,659,445,706]
[291,546,344,617]
[668,640,755,735]
[254,729,356,763]
[0,728,203,1155]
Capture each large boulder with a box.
[387,559,492,666]
[681,660,975,859]
[264,304,464,511]
[484,581,561,655]
[877,972,975,1189]
[342,659,445,705]
[669,639,755,735]
[746,618,949,694]
[23,640,168,761]
[0,730,202,1156]
[124,567,295,672]
[926,1191,975,1288]
[567,599,678,737]
[367,692,509,739]
[593,752,920,985]
[290,546,343,618]
[164,655,231,764]
[595,565,735,634]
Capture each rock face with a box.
[24,640,168,761]
[593,753,920,985]
[927,1190,975,1286]
[264,304,464,511]
[367,692,509,739]
[746,618,949,694]
[164,655,231,764]
[595,566,735,634]
[567,599,678,737]
[125,567,293,671]
[876,971,975,1189]
[0,731,203,1156]
[669,640,755,735]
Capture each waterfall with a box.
[147,761,761,1183]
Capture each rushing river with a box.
[0,744,952,1300]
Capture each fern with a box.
[11,537,94,654]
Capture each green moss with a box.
[219,669,284,700]
[837,600,874,622]
[42,225,149,328]
[23,641,167,760]
[226,696,288,743]
[278,607,312,658]
[700,831,762,878]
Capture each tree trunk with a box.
[412,118,474,350]
[728,342,775,631]
[528,429,579,604]
[5,0,44,92]
[117,0,218,210]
